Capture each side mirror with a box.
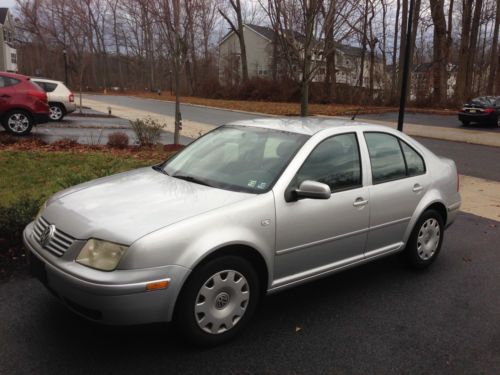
[295,180,331,200]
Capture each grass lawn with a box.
[0,150,163,206]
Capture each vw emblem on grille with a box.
[40,224,56,248]
[215,292,230,310]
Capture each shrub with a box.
[0,197,42,246]
[130,117,166,146]
[107,131,129,148]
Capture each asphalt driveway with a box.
[1,212,498,374]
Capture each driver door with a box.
[273,132,370,283]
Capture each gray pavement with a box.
[357,112,500,132]
[0,212,498,374]
[84,94,268,126]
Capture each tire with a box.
[404,209,444,269]
[49,103,65,121]
[174,255,260,346]
[460,120,470,126]
[2,110,33,135]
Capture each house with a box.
[218,24,381,89]
[0,8,17,72]
[410,62,457,101]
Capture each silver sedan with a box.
[23,118,461,345]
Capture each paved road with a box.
[84,94,268,126]
[85,94,500,132]
[357,112,500,133]
[0,212,498,374]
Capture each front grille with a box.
[33,216,75,257]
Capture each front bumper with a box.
[23,222,190,325]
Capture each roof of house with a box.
[0,8,9,25]
[335,43,364,57]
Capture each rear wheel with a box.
[174,256,260,346]
[49,103,65,121]
[404,209,444,269]
[2,110,33,135]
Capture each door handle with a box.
[412,183,423,193]
[353,197,368,207]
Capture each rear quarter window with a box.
[34,81,58,92]
[0,76,21,88]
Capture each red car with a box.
[0,71,50,135]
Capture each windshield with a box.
[163,125,308,193]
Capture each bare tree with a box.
[219,0,249,82]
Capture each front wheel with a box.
[404,209,444,269]
[174,256,260,346]
[460,120,470,126]
[2,110,33,135]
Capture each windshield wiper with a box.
[173,174,213,187]
[152,165,169,175]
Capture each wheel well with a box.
[49,102,66,113]
[192,245,269,296]
[426,202,447,225]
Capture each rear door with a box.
[363,132,427,254]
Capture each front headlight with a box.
[76,239,127,271]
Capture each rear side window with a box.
[400,141,425,176]
[34,81,58,92]
[364,132,426,184]
[0,76,20,88]
[296,133,362,192]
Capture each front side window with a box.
[295,133,362,192]
[163,126,308,193]
[365,132,426,183]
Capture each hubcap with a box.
[7,113,30,133]
[49,106,63,120]
[194,270,250,334]
[417,218,441,260]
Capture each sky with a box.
[2,0,16,9]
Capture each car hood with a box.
[43,167,253,244]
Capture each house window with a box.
[257,66,268,76]
[11,53,17,64]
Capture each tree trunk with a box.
[391,0,401,102]
[456,0,473,102]
[300,80,309,116]
[466,0,483,93]
[429,0,448,105]
[487,0,499,93]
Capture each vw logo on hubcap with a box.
[215,292,230,310]
[40,224,56,248]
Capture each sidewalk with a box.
[83,98,215,139]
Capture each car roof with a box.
[0,71,29,80]
[227,117,398,136]
[31,77,63,84]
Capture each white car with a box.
[32,78,76,121]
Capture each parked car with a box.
[0,71,49,135]
[32,78,76,121]
[24,119,461,346]
[458,96,500,127]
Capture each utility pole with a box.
[397,0,415,132]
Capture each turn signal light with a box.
[145,280,170,291]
